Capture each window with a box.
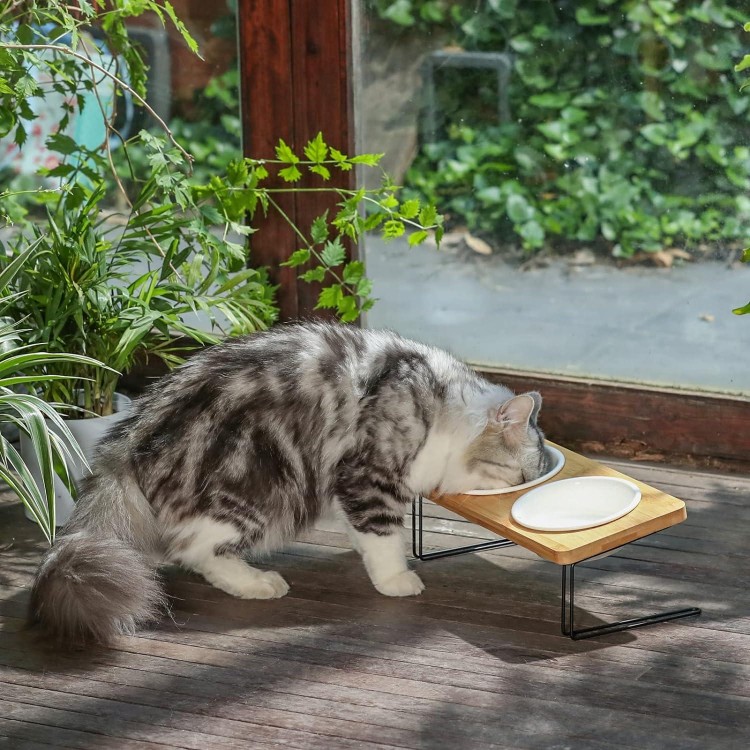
[358,2,750,399]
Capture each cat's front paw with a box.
[374,570,425,597]
[230,571,289,599]
[261,570,290,597]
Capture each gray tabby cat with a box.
[29,323,551,646]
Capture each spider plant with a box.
[0,243,104,544]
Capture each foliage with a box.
[111,66,243,190]
[2,133,440,416]
[267,134,443,320]
[371,0,750,257]
[0,0,443,416]
[0,243,104,544]
[1,146,276,416]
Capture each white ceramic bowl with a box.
[510,476,641,532]
[463,445,566,496]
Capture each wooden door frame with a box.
[237,0,355,321]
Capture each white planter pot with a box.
[20,392,133,527]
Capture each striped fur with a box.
[28,323,550,646]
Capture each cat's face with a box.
[462,392,552,491]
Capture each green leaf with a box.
[14,123,27,148]
[330,147,352,170]
[363,213,386,231]
[641,123,670,146]
[380,193,399,209]
[16,24,33,45]
[418,205,438,227]
[199,205,224,224]
[528,92,571,108]
[408,230,429,246]
[0,461,51,544]
[342,261,365,284]
[0,106,14,138]
[279,165,302,182]
[310,164,331,180]
[337,294,359,323]
[315,284,343,310]
[399,199,420,219]
[281,248,311,268]
[311,214,329,244]
[507,194,535,224]
[304,132,328,163]
[0,243,38,288]
[519,220,545,248]
[46,133,78,155]
[356,278,374,298]
[254,164,269,180]
[321,237,346,267]
[382,0,415,26]
[300,266,327,283]
[576,7,610,25]
[383,220,405,239]
[275,139,299,164]
[163,1,201,55]
[349,153,384,166]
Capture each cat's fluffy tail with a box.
[27,462,165,648]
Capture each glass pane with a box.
[358,2,750,395]
[0,3,240,206]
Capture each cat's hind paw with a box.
[374,570,425,597]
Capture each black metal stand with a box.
[411,496,517,561]
[560,561,701,640]
[411,496,701,640]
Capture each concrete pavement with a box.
[364,235,750,395]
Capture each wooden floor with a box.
[1,458,749,750]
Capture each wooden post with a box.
[237,0,355,321]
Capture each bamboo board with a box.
[430,443,687,565]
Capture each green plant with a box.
[2,131,439,414]
[0,1,442,416]
[234,133,443,321]
[1,166,276,416]
[0,243,104,543]
[371,0,750,257]
[111,66,243,191]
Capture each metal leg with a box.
[411,496,516,561]
[561,563,701,640]
[411,497,700,640]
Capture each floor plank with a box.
[1,458,749,749]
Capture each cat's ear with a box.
[492,394,537,432]
[526,391,542,423]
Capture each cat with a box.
[28,322,552,646]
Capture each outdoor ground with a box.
[365,235,750,395]
[1,458,749,750]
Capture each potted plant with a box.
[0,156,280,522]
[0,1,442,528]
[0,243,103,542]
